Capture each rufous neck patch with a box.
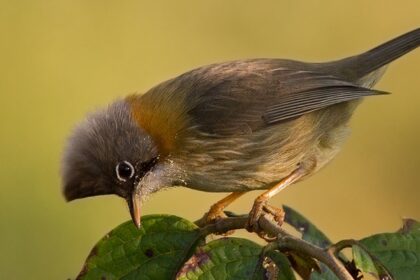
[126,93,188,156]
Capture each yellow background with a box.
[0,1,419,279]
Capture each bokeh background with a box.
[0,1,419,279]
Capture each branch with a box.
[197,213,354,280]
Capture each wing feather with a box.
[168,59,387,135]
[263,86,388,124]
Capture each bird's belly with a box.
[178,101,358,193]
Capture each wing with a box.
[160,59,387,136]
[262,85,386,124]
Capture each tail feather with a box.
[325,28,419,82]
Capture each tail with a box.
[325,28,420,82]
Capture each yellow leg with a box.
[248,168,304,231]
[206,192,246,222]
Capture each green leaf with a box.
[352,244,379,276]
[176,238,265,280]
[251,249,296,280]
[359,219,420,279]
[265,250,296,280]
[78,215,203,280]
[288,251,320,280]
[352,243,393,279]
[309,268,339,280]
[283,206,338,280]
[284,205,332,248]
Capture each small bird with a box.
[62,28,419,230]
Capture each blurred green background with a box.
[0,1,419,279]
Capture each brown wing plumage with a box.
[138,29,419,137]
[177,59,385,135]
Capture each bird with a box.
[62,28,419,231]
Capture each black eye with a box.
[116,161,135,182]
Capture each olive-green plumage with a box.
[62,28,419,227]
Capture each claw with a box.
[247,197,266,232]
[205,206,228,224]
[263,204,285,227]
[247,201,285,234]
[247,168,304,234]
[197,192,246,235]
[201,209,235,236]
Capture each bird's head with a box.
[61,99,163,228]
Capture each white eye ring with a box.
[115,161,135,182]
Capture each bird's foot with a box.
[196,192,245,235]
[247,198,285,238]
[197,205,235,236]
[205,205,228,224]
[263,204,285,226]
[247,197,266,232]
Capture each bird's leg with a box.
[247,168,304,232]
[205,191,246,223]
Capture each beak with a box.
[129,192,142,229]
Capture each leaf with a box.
[77,215,203,280]
[352,244,393,280]
[359,219,420,279]
[309,267,339,280]
[265,250,296,280]
[288,251,320,280]
[283,205,332,248]
[352,245,377,276]
[176,237,265,280]
[283,206,338,280]
[251,249,296,280]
